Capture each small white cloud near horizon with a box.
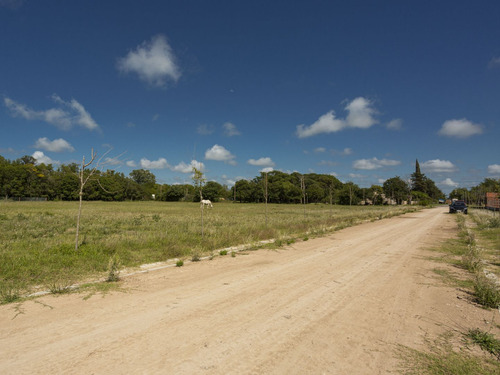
[296,97,378,138]
[34,137,74,152]
[247,157,275,168]
[421,159,457,173]
[440,178,459,187]
[488,164,500,175]
[438,118,483,138]
[313,147,326,153]
[353,157,400,170]
[117,34,181,87]
[172,160,205,173]
[386,118,403,130]
[205,144,236,165]
[223,122,241,136]
[260,167,274,173]
[32,151,59,165]
[126,160,137,168]
[140,157,169,169]
[4,95,100,131]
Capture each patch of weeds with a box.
[231,251,236,257]
[80,281,124,300]
[0,285,21,305]
[47,281,74,295]
[303,236,309,241]
[191,253,201,262]
[473,273,500,309]
[467,328,500,358]
[286,238,295,245]
[106,255,121,282]
[176,260,184,267]
[274,239,283,247]
[152,214,161,222]
[219,250,228,256]
[462,244,483,273]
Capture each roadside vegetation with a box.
[0,201,419,302]
[401,209,500,374]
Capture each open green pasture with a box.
[0,201,418,296]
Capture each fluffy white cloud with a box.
[140,157,169,169]
[421,159,456,173]
[34,137,74,152]
[4,95,99,131]
[223,122,240,136]
[172,160,205,173]
[386,118,402,130]
[440,178,459,187]
[296,97,378,138]
[296,111,345,138]
[32,151,59,165]
[261,167,274,173]
[205,144,236,165]
[117,34,180,87]
[353,157,400,170]
[488,164,500,174]
[345,97,378,129]
[247,157,275,167]
[314,147,326,153]
[126,160,137,167]
[438,119,483,138]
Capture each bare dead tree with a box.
[75,149,97,251]
[74,148,115,251]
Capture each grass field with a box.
[0,200,419,298]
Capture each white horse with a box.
[201,199,213,208]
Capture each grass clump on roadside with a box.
[467,328,500,359]
[106,255,121,282]
[473,273,500,309]
[176,260,184,267]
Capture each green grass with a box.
[467,328,500,358]
[0,200,418,296]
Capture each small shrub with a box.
[191,253,201,262]
[303,236,309,241]
[467,328,500,358]
[219,250,228,256]
[231,251,236,257]
[286,239,295,245]
[473,273,500,308]
[106,255,121,282]
[462,244,483,273]
[48,282,73,295]
[486,217,500,229]
[176,260,184,267]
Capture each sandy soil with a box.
[1,207,497,374]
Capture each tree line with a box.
[6,154,498,205]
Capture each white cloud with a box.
[349,173,364,178]
[223,122,240,136]
[353,157,401,170]
[126,160,137,167]
[314,147,326,153]
[172,160,205,173]
[247,157,275,167]
[440,178,459,187]
[4,96,99,131]
[438,118,483,138]
[421,159,457,173]
[296,111,345,138]
[140,157,169,169]
[197,124,214,135]
[205,144,236,165]
[32,151,59,165]
[378,178,386,184]
[34,137,74,152]
[488,57,500,68]
[386,118,402,130]
[261,167,274,173]
[488,164,500,174]
[345,97,378,129]
[296,97,378,138]
[117,34,181,87]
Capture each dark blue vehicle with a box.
[449,200,468,214]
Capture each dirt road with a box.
[0,207,488,374]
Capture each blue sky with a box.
[1,0,499,194]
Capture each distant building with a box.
[486,192,499,211]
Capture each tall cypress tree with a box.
[411,159,426,193]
